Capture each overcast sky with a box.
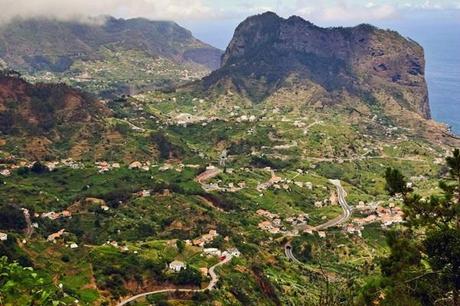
[1,0,459,48]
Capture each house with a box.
[227,248,241,257]
[129,161,143,169]
[256,209,279,220]
[317,231,327,238]
[70,243,78,249]
[0,232,7,241]
[42,210,72,220]
[169,260,186,272]
[204,248,221,257]
[47,229,65,242]
[258,221,273,231]
[0,169,11,177]
[193,230,219,247]
[138,190,151,197]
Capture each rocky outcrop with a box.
[199,12,430,119]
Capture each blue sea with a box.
[187,16,460,135]
[386,22,460,135]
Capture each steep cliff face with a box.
[201,12,430,119]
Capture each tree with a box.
[384,167,409,196]
[0,204,27,231]
[375,149,460,305]
[0,256,65,305]
[174,267,202,286]
[31,161,49,174]
[176,239,185,254]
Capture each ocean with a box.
[386,22,460,135]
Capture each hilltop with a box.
[194,12,430,123]
[0,72,111,159]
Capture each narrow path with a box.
[117,256,232,306]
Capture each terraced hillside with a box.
[0,17,223,96]
[0,12,459,306]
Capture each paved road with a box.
[315,180,352,231]
[284,242,301,264]
[117,256,232,306]
[285,180,352,263]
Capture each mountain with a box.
[197,12,430,120]
[0,71,110,159]
[0,17,222,71]
[0,17,223,96]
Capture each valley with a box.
[0,11,459,306]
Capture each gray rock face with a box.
[204,12,430,119]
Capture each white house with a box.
[227,248,241,257]
[169,260,186,272]
[204,248,221,257]
[0,232,7,241]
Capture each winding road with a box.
[117,255,232,306]
[285,179,352,263]
[315,180,352,231]
[285,242,301,264]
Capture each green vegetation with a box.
[361,149,460,305]
[0,70,456,305]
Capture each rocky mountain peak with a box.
[201,12,430,119]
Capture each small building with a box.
[70,243,78,249]
[169,260,186,272]
[0,169,11,177]
[227,248,241,257]
[0,232,7,241]
[129,161,143,169]
[204,248,221,257]
[47,229,65,242]
[317,231,327,238]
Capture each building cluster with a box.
[285,214,309,227]
[128,161,151,171]
[344,202,405,236]
[0,158,84,177]
[41,210,72,220]
[257,209,282,234]
[256,169,282,191]
[95,161,121,173]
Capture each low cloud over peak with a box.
[0,0,217,24]
[0,0,458,25]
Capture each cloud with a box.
[0,0,216,24]
[292,1,398,23]
[0,0,458,25]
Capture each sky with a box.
[1,0,459,48]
